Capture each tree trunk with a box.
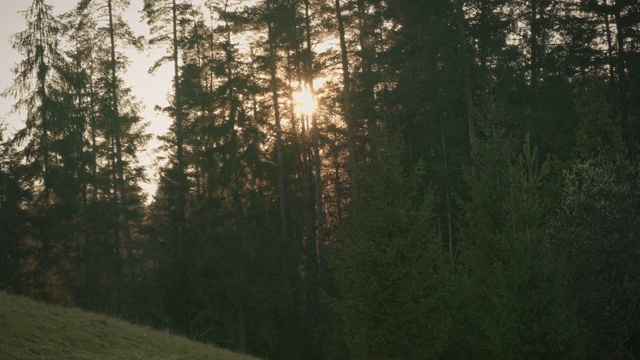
[107,0,134,290]
[223,4,247,349]
[613,7,631,155]
[172,0,187,254]
[303,0,325,288]
[441,120,454,261]
[530,0,540,95]
[38,58,50,202]
[267,0,288,239]
[335,0,359,204]
[603,0,616,87]
[356,0,378,160]
[454,0,477,166]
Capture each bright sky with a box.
[0,0,174,200]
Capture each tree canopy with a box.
[2,0,640,358]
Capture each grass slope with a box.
[0,292,258,360]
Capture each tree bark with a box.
[303,0,325,287]
[335,0,359,204]
[530,0,540,94]
[613,6,631,155]
[267,0,288,239]
[603,0,616,87]
[356,0,378,159]
[172,0,187,254]
[454,0,477,166]
[107,0,134,297]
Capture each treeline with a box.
[1,0,640,359]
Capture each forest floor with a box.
[0,291,257,360]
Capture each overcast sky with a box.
[0,0,174,198]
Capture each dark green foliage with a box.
[2,0,640,359]
[332,139,453,359]
[0,128,30,293]
[555,156,640,359]
[456,102,584,358]
[3,0,63,200]
[574,82,625,160]
[0,0,150,313]
[554,96,640,357]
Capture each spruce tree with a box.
[332,137,452,359]
[456,97,584,358]
[555,85,640,358]
[0,125,30,293]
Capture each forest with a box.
[1,0,639,358]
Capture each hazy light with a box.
[293,86,317,117]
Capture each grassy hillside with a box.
[0,292,258,360]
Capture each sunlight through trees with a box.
[2,0,640,358]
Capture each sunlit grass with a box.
[0,291,258,360]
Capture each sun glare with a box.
[293,86,317,117]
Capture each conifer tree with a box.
[1,0,66,299]
[64,0,149,310]
[555,85,640,358]
[456,96,584,358]
[144,0,193,253]
[332,137,452,359]
[0,125,30,293]
[2,0,63,202]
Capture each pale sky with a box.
[0,0,174,200]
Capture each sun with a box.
[293,86,317,117]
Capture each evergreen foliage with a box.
[445,95,584,358]
[332,138,453,359]
[2,0,640,358]
[555,87,640,358]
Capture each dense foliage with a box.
[2,0,640,359]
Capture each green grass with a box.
[0,291,258,360]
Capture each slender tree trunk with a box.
[304,0,325,287]
[335,0,359,204]
[530,0,540,94]
[34,1,52,201]
[603,0,616,88]
[454,0,477,166]
[299,111,316,340]
[38,60,50,202]
[478,0,488,70]
[109,138,121,307]
[195,22,205,200]
[87,61,98,306]
[172,0,187,254]
[75,54,90,302]
[356,0,378,159]
[223,5,246,350]
[441,120,454,261]
[613,8,631,155]
[311,116,326,283]
[107,0,134,290]
[89,62,98,204]
[263,12,292,357]
[267,0,288,239]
